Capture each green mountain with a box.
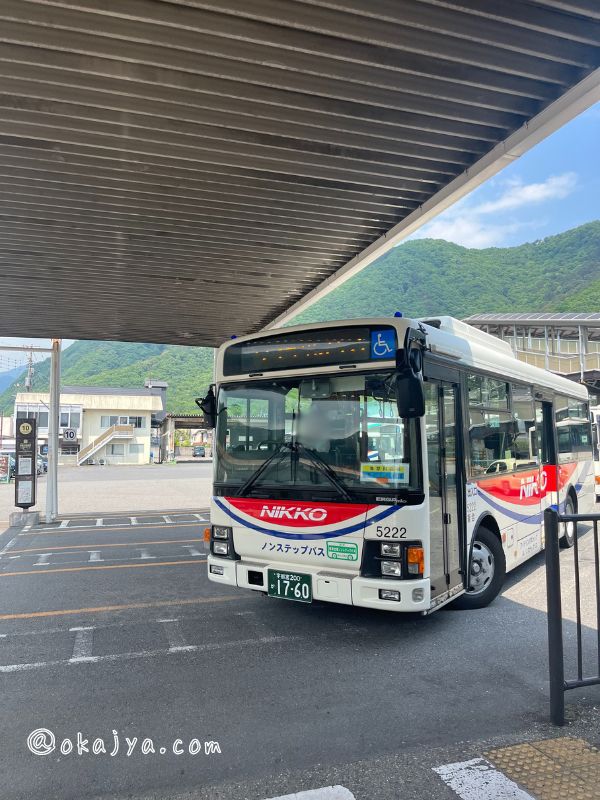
[1,221,598,414]
[0,341,214,415]
[293,220,600,324]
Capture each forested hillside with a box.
[293,220,600,324]
[0,341,214,414]
[0,221,597,414]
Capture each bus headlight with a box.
[212,525,231,539]
[381,560,402,577]
[381,542,401,557]
[212,541,229,556]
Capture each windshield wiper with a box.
[292,440,353,502]
[237,441,291,497]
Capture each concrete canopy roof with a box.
[0,1,599,347]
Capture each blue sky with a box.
[1,101,599,364]
[410,101,600,249]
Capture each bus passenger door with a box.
[425,380,463,602]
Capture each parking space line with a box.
[263,789,355,800]
[182,545,202,557]
[159,618,194,652]
[34,553,52,566]
[69,626,95,663]
[19,522,202,536]
[433,758,534,799]
[8,539,203,554]
[0,594,241,620]
[0,634,296,673]
[0,559,206,578]
[59,520,70,529]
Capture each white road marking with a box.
[0,534,20,556]
[182,545,202,557]
[0,635,296,672]
[163,515,173,524]
[263,788,355,800]
[130,517,138,525]
[88,551,103,562]
[159,618,195,652]
[433,758,534,799]
[96,518,103,527]
[8,555,20,559]
[34,553,52,566]
[59,520,70,529]
[138,548,155,560]
[69,626,95,663]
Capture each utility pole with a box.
[24,348,34,391]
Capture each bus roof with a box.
[215,316,588,401]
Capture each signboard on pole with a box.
[62,428,77,443]
[15,418,37,509]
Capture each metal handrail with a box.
[545,508,600,725]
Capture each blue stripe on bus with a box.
[213,498,401,540]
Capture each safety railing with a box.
[545,507,600,725]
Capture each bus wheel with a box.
[453,527,506,610]
[559,496,577,549]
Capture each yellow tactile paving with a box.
[487,737,600,800]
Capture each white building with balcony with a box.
[14,385,165,465]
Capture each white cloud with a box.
[414,216,525,249]
[475,172,577,215]
[410,171,578,248]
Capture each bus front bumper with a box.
[207,555,430,613]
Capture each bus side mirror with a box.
[196,385,217,428]
[395,373,425,418]
[395,327,426,418]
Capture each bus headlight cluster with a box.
[381,542,401,557]
[210,525,239,560]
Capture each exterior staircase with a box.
[77,424,134,465]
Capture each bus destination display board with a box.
[223,326,397,375]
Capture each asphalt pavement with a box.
[0,512,599,800]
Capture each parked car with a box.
[193,445,206,458]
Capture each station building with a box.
[14,383,166,465]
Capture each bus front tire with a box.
[452,527,506,610]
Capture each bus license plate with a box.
[268,569,312,603]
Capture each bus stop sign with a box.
[15,418,37,509]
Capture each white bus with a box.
[591,405,600,501]
[203,316,595,614]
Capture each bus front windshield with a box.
[215,372,422,501]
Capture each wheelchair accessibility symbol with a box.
[370,329,395,359]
